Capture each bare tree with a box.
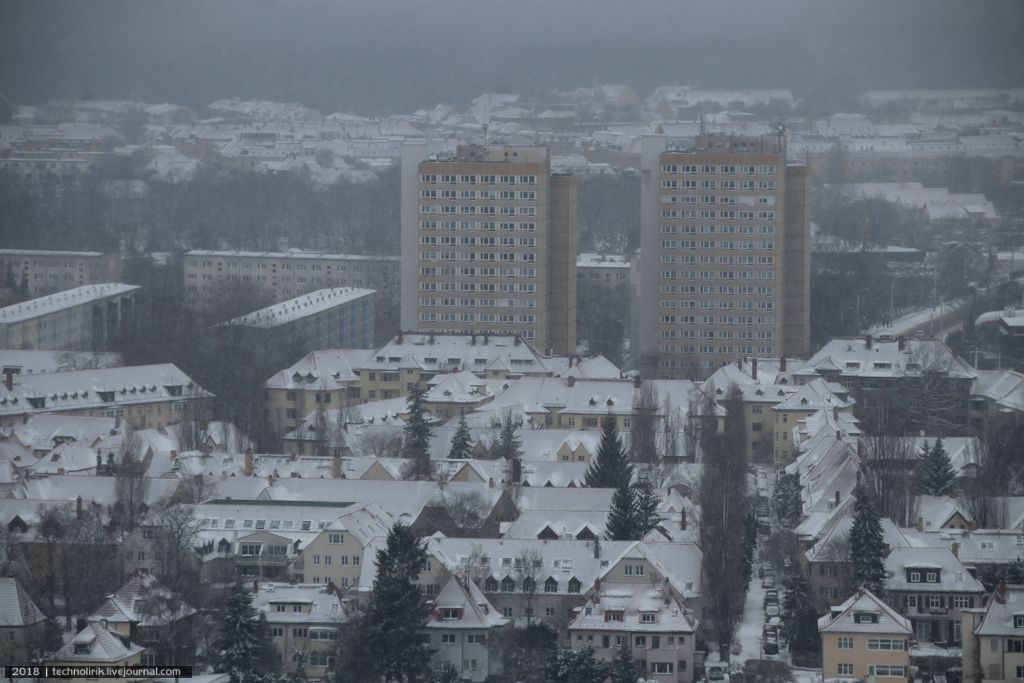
[441,491,491,536]
[114,435,150,531]
[861,432,916,527]
[816,531,857,608]
[959,439,1009,529]
[146,505,202,663]
[630,382,660,464]
[515,548,544,626]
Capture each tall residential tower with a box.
[400,144,577,354]
[633,134,811,378]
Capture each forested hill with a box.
[1,0,1022,115]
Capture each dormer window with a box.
[605,610,624,622]
[1015,615,1024,628]
[854,612,878,624]
[74,643,91,655]
[926,571,938,583]
[441,607,463,621]
[910,571,921,583]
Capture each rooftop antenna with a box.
[698,109,707,137]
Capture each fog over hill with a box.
[1,0,1022,114]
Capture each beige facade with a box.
[821,632,910,682]
[0,283,138,351]
[183,249,399,306]
[0,249,121,297]
[292,527,367,591]
[253,583,343,678]
[634,134,811,379]
[400,144,578,355]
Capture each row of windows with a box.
[419,298,535,308]
[659,240,775,250]
[659,288,773,299]
[421,189,537,200]
[419,252,536,262]
[658,344,773,356]
[661,180,777,193]
[420,174,537,185]
[420,313,536,324]
[421,205,537,216]
[420,236,536,246]
[420,267,536,277]
[661,223,775,235]
[420,220,536,231]
[660,327,774,338]
[660,270,776,280]
[661,164,776,175]
[421,282,535,292]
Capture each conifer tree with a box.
[585,415,633,489]
[216,583,278,683]
[609,637,641,683]
[493,409,523,461]
[336,523,433,682]
[919,438,957,496]
[545,647,610,683]
[606,483,636,541]
[403,383,433,478]
[849,487,887,596]
[782,573,820,656]
[631,479,662,537]
[448,414,472,460]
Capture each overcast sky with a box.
[2,0,1021,114]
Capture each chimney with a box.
[593,538,601,559]
[488,477,494,489]
[332,452,341,479]
[780,356,787,372]
[566,375,575,387]
[832,406,839,421]
[898,336,907,351]
[76,495,83,519]
[253,580,259,593]
[834,490,840,507]
[916,517,923,531]
[633,375,642,389]
[751,358,758,381]
[680,508,687,531]
[243,448,253,476]
[1,366,18,391]
[951,542,960,559]
[865,334,873,350]
[836,430,841,441]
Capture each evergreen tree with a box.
[403,383,433,478]
[782,573,820,656]
[501,622,559,683]
[216,583,278,683]
[631,479,662,537]
[336,523,433,682]
[849,488,887,596]
[1006,557,1024,584]
[918,438,957,496]
[545,647,610,683]
[448,413,472,459]
[493,409,523,461]
[609,637,641,683]
[606,483,636,541]
[585,415,633,488]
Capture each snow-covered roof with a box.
[568,580,696,634]
[358,333,548,375]
[427,576,507,630]
[576,253,629,269]
[817,589,911,635]
[974,585,1024,636]
[16,475,180,508]
[0,283,139,323]
[227,288,374,328]
[806,514,918,563]
[795,338,975,380]
[264,349,376,390]
[51,623,144,663]
[252,583,347,626]
[914,495,973,530]
[89,574,196,627]
[0,363,212,420]
[0,577,45,626]
[884,547,984,593]
[501,509,607,541]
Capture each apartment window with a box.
[650,663,673,674]
[837,637,852,650]
[868,639,905,651]
[953,595,972,609]
[837,664,853,676]
[441,633,456,644]
[868,665,905,677]
[329,533,344,544]
[467,634,485,645]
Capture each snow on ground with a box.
[737,567,769,661]
[792,667,824,683]
[865,296,968,337]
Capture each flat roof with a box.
[0,249,107,258]
[228,287,375,328]
[0,283,139,324]
[186,249,398,262]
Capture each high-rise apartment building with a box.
[633,134,810,378]
[400,143,577,355]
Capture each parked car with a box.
[763,590,779,604]
[761,575,775,589]
[764,604,780,617]
[762,637,779,655]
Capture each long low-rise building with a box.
[0,249,122,297]
[0,283,139,351]
[183,249,399,305]
[224,287,375,360]
[0,363,212,430]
